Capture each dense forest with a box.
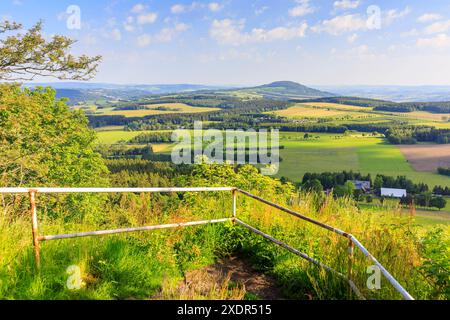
[300,171,447,209]
[437,167,450,177]
[300,171,431,195]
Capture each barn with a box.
[380,188,407,198]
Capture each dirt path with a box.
[154,256,284,300]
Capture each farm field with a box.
[96,130,174,144]
[97,129,450,188]
[271,102,450,129]
[393,111,450,122]
[276,133,450,187]
[94,103,219,117]
[413,210,450,226]
[270,103,376,120]
[399,144,450,172]
[298,102,373,111]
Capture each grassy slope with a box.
[95,103,219,118]
[96,130,173,144]
[276,133,450,186]
[270,102,450,129]
[96,129,450,187]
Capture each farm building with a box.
[380,188,407,198]
[350,180,371,192]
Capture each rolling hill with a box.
[27,81,336,105]
[244,81,336,99]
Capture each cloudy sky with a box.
[2,0,450,86]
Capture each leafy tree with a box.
[353,189,364,201]
[430,197,447,210]
[344,181,355,195]
[374,175,383,194]
[303,179,323,193]
[418,228,450,299]
[0,20,101,81]
[0,84,108,187]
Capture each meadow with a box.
[1,164,447,300]
[270,102,450,129]
[276,133,450,187]
[94,103,219,118]
[96,129,450,188]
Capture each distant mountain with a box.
[25,82,230,105]
[315,85,450,102]
[26,81,335,105]
[26,82,227,93]
[235,81,336,100]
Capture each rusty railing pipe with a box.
[29,190,40,270]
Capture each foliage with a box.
[418,228,450,299]
[0,20,100,81]
[0,84,108,187]
[128,132,173,144]
[437,167,450,177]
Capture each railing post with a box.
[29,190,40,270]
[347,238,354,299]
[232,189,237,222]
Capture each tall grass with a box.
[0,167,448,300]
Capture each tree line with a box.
[301,171,434,195]
[437,167,450,177]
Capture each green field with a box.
[97,129,450,188]
[269,102,450,129]
[276,132,450,186]
[414,210,450,226]
[94,103,219,118]
[96,130,174,144]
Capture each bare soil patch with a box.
[153,256,284,300]
[398,144,450,172]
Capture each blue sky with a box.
[2,0,450,85]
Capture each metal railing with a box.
[0,187,414,300]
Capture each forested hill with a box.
[232,81,336,100]
[30,81,336,105]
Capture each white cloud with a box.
[136,34,152,47]
[353,44,369,55]
[289,0,314,17]
[417,33,450,48]
[208,2,224,12]
[110,28,122,41]
[131,3,146,14]
[401,28,419,37]
[57,11,69,21]
[171,2,205,14]
[171,4,186,14]
[347,33,358,44]
[136,23,190,47]
[417,13,442,23]
[210,19,308,46]
[312,14,366,35]
[425,20,450,34]
[255,6,269,15]
[82,34,97,46]
[137,12,158,25]
[124,16,135,32]
[333,0,360,10]
[384,7,411,26]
